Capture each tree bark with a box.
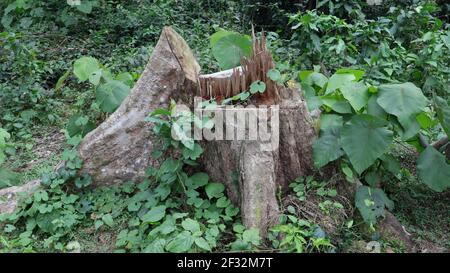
[0,180,40,214]
[200,88,316,235]
[78,26,200,186]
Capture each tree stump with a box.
[197,32,316,234]
[200,88,316,234]
[78,26,316,235]
[78,27,200,186]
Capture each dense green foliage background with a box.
[0,0,448,253]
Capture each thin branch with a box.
[432,136,449,150]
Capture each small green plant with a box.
[71,56,133,113]
[113,102,241,252]
[0,127,19,189]
[0,133,88,252]
[289,176,337,202]
[62,56,136,137]
[229,225,261,251]
[221,79,270,105]
[269,212,333,253]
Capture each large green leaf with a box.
[66,115,96,137]
[302,72,328,88]
[336,68,365,81]
[320,94,353,114]
[166,231,194,253]
[417,146,450,192]
[340,82,369,111]
[313,130,344,168]
[210,29,238,48]
[73,56,99,82]
[116,72,134,87]
[434,96,450,138]
[319,114,343,134]
[376,83,428,130]
[95,80,130,113]
[141,205,166,223]
[395,114,420,140]
[341,115,393,174]
[355,186,394,225]
[325,73,355,94]
[302,83,323,111]
[212,34,252,70]
[367,95,387,119]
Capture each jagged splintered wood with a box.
[198,31,280,105]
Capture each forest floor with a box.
[4,126,449,253]
[1,0,449,253]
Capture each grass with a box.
[5,125,65,186]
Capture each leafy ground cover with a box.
[0,0,448,253]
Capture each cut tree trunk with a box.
[197,32,316,234]
[200,88,316,235]
[0,180,40,214]
[78,26,200,186]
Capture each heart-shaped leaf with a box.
[355,186,394,225]
[267,69,281,82]
[205,183,225,199]
[249,81,266,94]
[326,73,355,94]
[341,115,393,174]
[73,56,99,82]
[212,34,252,70]
[417,146,450,192]
[376,83,428,130]
[166,231,194,253]
[313,130,344,168]
[95,80,130,113]
[141,205,166,223]
[340,82,369,111]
